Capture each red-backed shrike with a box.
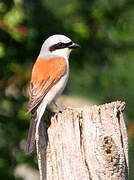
[26,34,80,154]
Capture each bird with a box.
[25,34,80,154]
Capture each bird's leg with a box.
[53,100,63,113]
[46,107,53,113]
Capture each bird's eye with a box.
[57,42,63,47]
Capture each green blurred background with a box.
[0,0,134,179]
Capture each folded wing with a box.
[27,57,66,114]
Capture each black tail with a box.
[25,114,37,154]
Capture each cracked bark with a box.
[36,101,128,180]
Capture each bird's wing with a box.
[27,57,67,113]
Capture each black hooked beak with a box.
[69,42,80,49]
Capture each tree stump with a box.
[36,101,128,180]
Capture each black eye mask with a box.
[49,41,73,52]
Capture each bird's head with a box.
[39,34,80,59]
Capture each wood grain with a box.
[36,101,128,180]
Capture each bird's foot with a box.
[53,101,64,113]
[54,107,64,114]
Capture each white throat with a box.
[51,48,72,59]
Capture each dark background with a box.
[0,0,134,179]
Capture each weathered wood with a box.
[36,101,128,180]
